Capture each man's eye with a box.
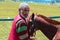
[24,10,29,11]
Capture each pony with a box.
[28,14,60,40]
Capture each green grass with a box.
[0,2,60,18]
[0,21,12,40]
[0,2,60,40]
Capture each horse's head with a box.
[28,14,58,40]
[28,13,37,37]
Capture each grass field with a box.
[0,2,60,40]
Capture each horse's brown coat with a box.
[29,14,60,40]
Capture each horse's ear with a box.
[32,13,34,19]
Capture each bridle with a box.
[29,13,36,37]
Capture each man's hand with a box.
[30,36,36,40]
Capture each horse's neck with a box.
[35,19,57,40]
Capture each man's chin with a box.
[25,15,28,18]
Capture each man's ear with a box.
[19,9,23,13]
[19,9,21,11]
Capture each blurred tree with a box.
[0,0,5,2]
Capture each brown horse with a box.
[28,14,60,40]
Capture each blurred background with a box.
[0,0,60,40]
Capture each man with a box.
[8,2,36,40]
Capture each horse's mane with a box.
[37,14,60,25]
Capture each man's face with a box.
[20,6,30,18]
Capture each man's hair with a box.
[19,2,29,9]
